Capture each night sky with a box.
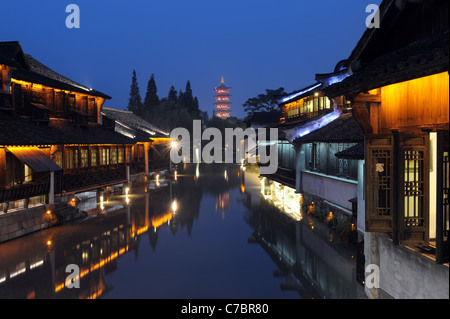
[1,0,381,119]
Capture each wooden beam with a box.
[354,93,381,103]
[352,101,373,134]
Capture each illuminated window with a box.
[66,149,78,169]
[118,148,124,163]
[80,149,88,168]
[24,165,32,182]
[90,148,97,166]
[111,148,118,164]
[28,195,45,208]
[100,148,110,166]
[54,151,62,168]
[74,149,79,168]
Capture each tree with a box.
[182,81,194,111]
[143,73,160,115]
[243,87,286,115]
[127,69,143,114]
[168,85,178,103]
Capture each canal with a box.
[0,164,364,299]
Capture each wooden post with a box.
[144,143,150,175]
[49,171,55,205]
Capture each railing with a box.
[130,161,145,175]
[63,165,127,192]
[259,166,296,188]
[0,182,50,202]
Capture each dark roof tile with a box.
[324,30,449,98]
[101,107,169,139]
[335,142,365,160]
[0,112,135,146]
[293,113,364,144]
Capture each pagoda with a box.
[214,77,231,119]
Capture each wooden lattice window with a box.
[366,135,394,233]
[398,134,429,246]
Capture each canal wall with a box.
[364,232,449,299]
[0,203,86,243]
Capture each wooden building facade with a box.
[325,0,449,265]
[0,42,169,225]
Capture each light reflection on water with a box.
[0,164,363,299]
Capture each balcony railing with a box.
[63,165,127,192]
[0,182,50,202]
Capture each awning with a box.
[7,147,62,172]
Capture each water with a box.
[0,163,363,299]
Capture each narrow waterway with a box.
[0,164,364,299]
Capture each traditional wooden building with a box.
[100,107,172,180]
[0,41,140,241]
[324,0,448,299]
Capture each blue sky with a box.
[1,0,381,119]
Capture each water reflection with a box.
[0,164,363,299]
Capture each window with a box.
[24,165,33,182]
[80,149,88,168]
[66,149,79,169]
[88,98,96,121]
[90,148,98,166]
[6,152,24,185]
[74,149,79,168]
[28,195,45,208]
[100,148,110,166]
[306,143,320,171]
[54,151,62,168]
[305,142,358,180]
[366,133,430,246]
[111,148,118,165]
[68,94,76,111]
[118,148,124,164]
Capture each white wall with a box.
[301,170,357,211]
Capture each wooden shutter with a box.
[365,135,394,232]
[436,130,449,263]
[397,134,429,246]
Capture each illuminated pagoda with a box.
[214,77,231,119]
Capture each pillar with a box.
[49,171,55,205]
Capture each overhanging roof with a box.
[7,147,62,172]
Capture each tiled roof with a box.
[101,107,169,139]
[293,113,364,144]
[0,112,136,146]
[324,30,449,98]
[277,83,322,105]
[0,41,110,99]
[0,41,28,68]
[0,112,59,145]
[11,55,111,99]
[335,142,365,160]
[48,118,137,145]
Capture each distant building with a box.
[214,77,231,119]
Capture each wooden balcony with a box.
[0,182,50,202]
[63,165,127,192]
